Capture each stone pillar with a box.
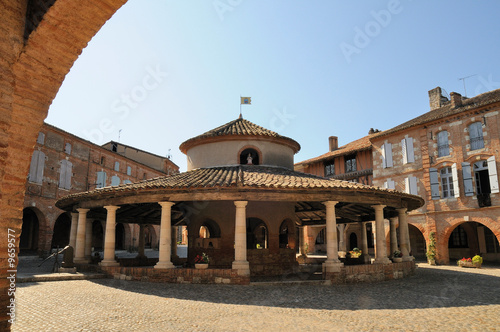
[337,224,346,258]
[373,205,391,264]
[84,218,93,259]
[298,226,307,256]
[232,201,250,276]
[100,206,120,267]
[359,222,371,264]
[397,208,413,261]
[137,224,146,258]
[155,202,175,269]
[389,217,399,257]
[69,212,78,251]
[74,208,89,263]
[322,201,343,272]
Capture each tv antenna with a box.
[458,74,477,97]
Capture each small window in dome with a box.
[240,148,260,165]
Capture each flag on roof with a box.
[241,97,251,105]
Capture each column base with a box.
[154,261,175,269]
[232,260,250,276]
[99,260,120,267]
[322,260,344,273]
[402,255,414,262]
[374,257,392,264]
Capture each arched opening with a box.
[448,221,500,262]
[20,208,40,253]
[279,220,296,249]
[349,232,358,250]
[408,224,426,259]
[240,148,260,165]
[195,219,221,249]
[247,218,268,249]
[51,213,71,249]
[92,220,104,251]
[115,223,125,250]
[144,225,154,248]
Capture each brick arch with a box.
[1,1,128,329]
[441,219,500,264]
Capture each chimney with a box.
[450,92,462,108]
[329,136,338,151]
[428,87,448,110]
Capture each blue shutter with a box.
[462,162,474,196]
[429,168,440,200]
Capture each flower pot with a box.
[392,257,403,263]
[195,263,208,269]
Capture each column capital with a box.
[158,201,175,208]
[104,205,120,212]
[77,208,90,214]
[234,201,248,208]
[322,201,338,208]
[372,204,386,212]
[396,207,408,215]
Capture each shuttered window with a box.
[437,131,449,157]
[111,175,121,186]
[127,166,132,176]
[487,156,499,194]
[37,132,45,145]
[405,176,418,195]
[429,168,440,200]
[114,161,120,172]
[469,122,484,150]
[96,171,107,188]
[401,138,415,164]
[65,143,71,155]
[381,142,393,168]
[59,159,72,190]
[451,163,460,198]
[383,179,395,190]
[440,167,454,198]
[28,150,45,184]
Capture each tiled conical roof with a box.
[179,116,301,153]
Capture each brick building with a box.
[22,122,179,256]
[371,87,500,264]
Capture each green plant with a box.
[472,255,483,265]
[393,250,402,258]
[426,232,437,261]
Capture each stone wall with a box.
[325,261,416,284]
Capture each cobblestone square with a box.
[12,264,500,332]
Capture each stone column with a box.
[232,201,250,276]
[298,226,307,256]
[69,212,78,251]
[373,205,391,264]
[397,208,413,261]
[74,208,89,263]
[322,201,343,272]
[100,206,120,267]
[137,224,146,258]
[155,202,175,269]
[359,222,371,264]
[389,217,399,257]
[84,218,93,259]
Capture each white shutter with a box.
[462,162,474,196]
[409,176,418,195]
[64,161,72,190]
[383,143,393,168]
[29,150,45,183]
[401,138,408,164]
[388,179,395,189]
[429,168,440,200]
[407,138,415,163]
[381,144,387,168]
[59,160,67,189]
[96,171,107,188]
[404,177,410,194]
[487,156,499,194]
[451,163,460,198]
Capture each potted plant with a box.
[458,255,482,268]
[426,232,437,265]
[349,248,362,258]
[472,255,483,268]
[392,250,403,263]
[194,252,209,269]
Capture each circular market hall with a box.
[56,116,424,284]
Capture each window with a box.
[143,172,147,180]
[401,137,415,164]
[381,142,393,168]
[324,160,335,176]
[100,156,105,165]
[28,150,45,184]
[59,159,72,190]
[112,142,118,152]
[123,179,132,184]
[469,122,484,150]
[484,227,500,253]
[114,161,120,172]
[37,132,45,145]
[64,143,71,155]
[448,225,468,248]
[440,167,454,198]
[383,179,395,190]
[96,171,107,188]
[345,154,356,173]
[127,166,132,176]
[437,131,449,157]
[405,176,418,195]
[111,175,120,186]
[239,148,260,165]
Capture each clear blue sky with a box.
[46,1,500,172]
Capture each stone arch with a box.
[408,224,426,259]
[20,207,43,253]
[144,225,157,248]
[279,219,296,249]
[349,232,358,250]
[198,219,221,239]
[247,217,268,249]
[51,212,71,249]
[238,146,262,166]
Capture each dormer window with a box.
[240,148,260,165]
